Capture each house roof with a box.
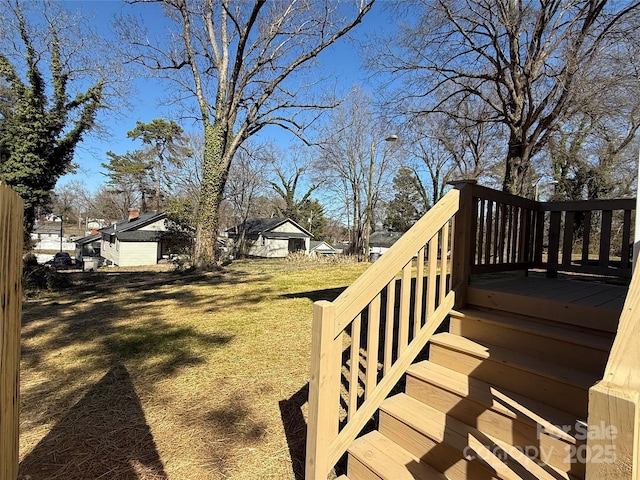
[100,212,167,236]
[32,224,61,235]
[74,233,101,245]
[226,217,312,237]
[114,231,164,242]
[310,240,337,252]
[370,230,403,248]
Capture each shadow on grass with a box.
[280,286,347,303]
[279,383,309,480]
[19,365,167,480]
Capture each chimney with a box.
[128,208,140,221]
[91,228,98,235]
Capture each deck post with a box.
[450,180,475,308]
[586,383,639,480]
[586,266,640,479]
[306,300,340,480]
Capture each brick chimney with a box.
[91,228,99,235]
[128,208,140,221]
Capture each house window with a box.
[261,236,266,246]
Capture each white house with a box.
[99,211,170,267]
[310,240,338,256]
[226,218,312,258]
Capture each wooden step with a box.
[379,393,577,480]
[405,360,585,478]
[467,286,620,332]
[449,308,612,375]
[429,333,600,418]
[347,430,447,480]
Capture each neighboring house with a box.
[226,218,312,258]
[31,224,62,241]
[74,231,101,263]
[370,230,403,258]
[310,240,338,256]
[99,211,175,267]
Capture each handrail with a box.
[306,187,464,479]
[586,264,640,479]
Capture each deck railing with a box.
[469,183,635,279]
[305,181,636,479]
[305,187,466,479]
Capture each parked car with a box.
[53,252,73,269]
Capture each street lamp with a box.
[365,134,398,261]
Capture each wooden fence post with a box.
[1,183,23,480]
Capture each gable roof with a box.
[310,240,337,253]
[227,217,312,238]
[75,233,101,245]
[101,212,167,236]
[370,230,403,248]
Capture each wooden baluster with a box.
[348,314,361,420]
[440,222,450,302]
[413,247,425,335]
[477,199,485,264]
[365,294,381,399]
[485,200,494,265]
[534,209,545,266]
[621,209,632,271]
[397,263,412,356]
[383,280,395,376]
[427,235,438,317]
[582,210,592,267]
[547,211,562,278]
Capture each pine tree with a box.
[383,167,428,233]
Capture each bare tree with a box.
[373,0,640,195]
[315,88,399,255]
[223,142,270,254]
[121,0,374,268]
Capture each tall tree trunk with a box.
[502,132,530,196]
[193,123,228,269]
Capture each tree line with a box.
[1,0,639,267]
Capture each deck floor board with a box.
[471,274,628,313]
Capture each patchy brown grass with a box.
[19,258,369,480]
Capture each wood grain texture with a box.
[0,183,23,480]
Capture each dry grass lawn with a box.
[18,258,369,480]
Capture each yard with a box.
[18,258,369,480]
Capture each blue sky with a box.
[62,0,394,192]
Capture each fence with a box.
[0,182,23,480]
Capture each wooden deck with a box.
[467,273,628,332]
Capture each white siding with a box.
[101,237,120,265]
[247,237,290,258]
[139,219,167,232]
[117,242,160,266]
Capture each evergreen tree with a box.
[0,3,103,233]
[101,150,153,213]
[127,119,192,213]
[383,167,428,233]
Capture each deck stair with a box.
[341,287,616,480]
